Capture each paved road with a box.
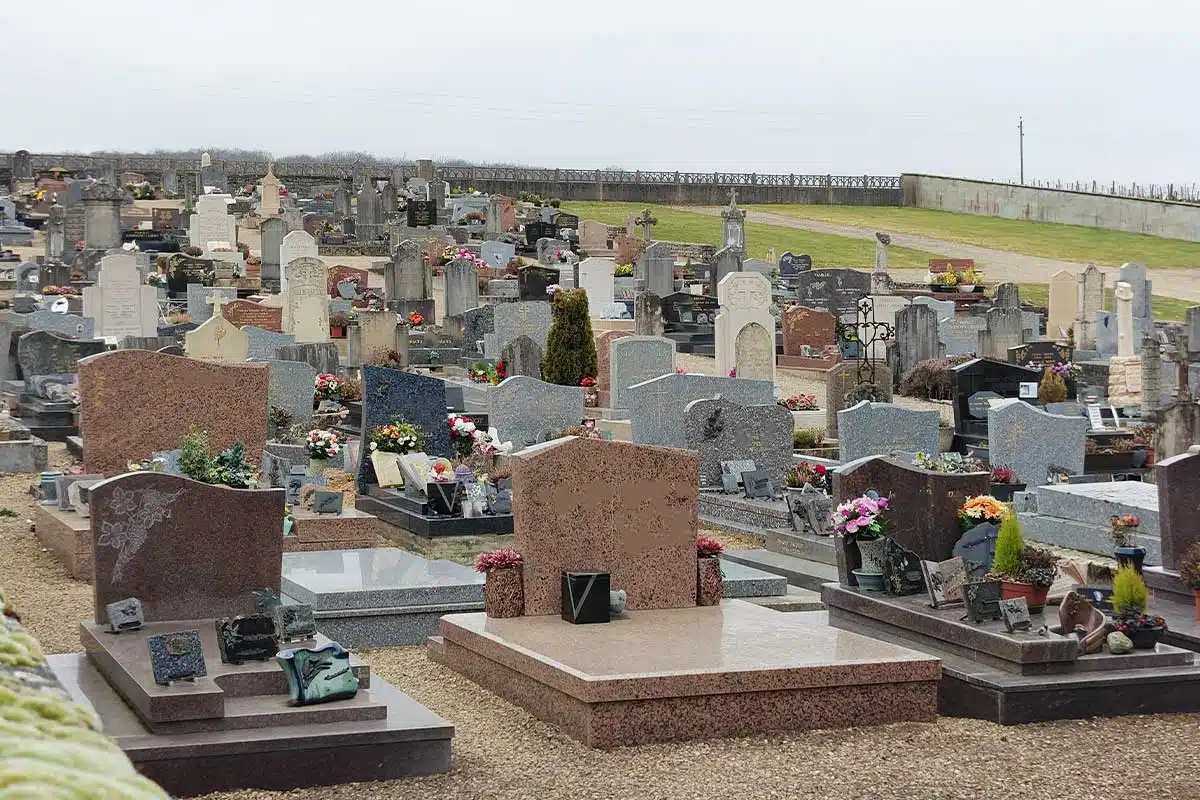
[683,206,1200,303]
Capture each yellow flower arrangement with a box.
[959,494,1007,529]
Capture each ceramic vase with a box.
[855,537,887,574]
[306,458,326,477]
[484,566,524,618]
[697,557,723,606]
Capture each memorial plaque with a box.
[967,391,1002,419]
[167,257,212,293]
[1073,584,1114,611]
[311,489,344,515]
[104,598,144,633]
[741,469,773,499]
[1009,341,1070,370]
[525,221,557,246]
[1018,382,1038,399]
[277,642,360,706]
[215,614,280,665]
[999,597,1032,632]
[222,300,283,332]
[881,538,925,596]
[554,212,580,230]
[963,580,1003,623]
[286,466,308,506]
[1086,404,1105,430]
[921,556,967,608]
[427,480,464,516]
[721,459,756,494]
[148,630,206,685]
[662,293,720,326]
[274,604,318,643]
[406,200,437,227]
[952,523,998,578]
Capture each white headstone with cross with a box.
[184,295,249,363]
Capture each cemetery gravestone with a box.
[480,241,516,270]
[625,373,775,448]
[794,269,872,320]
[259,217,286,284]
[89,471,284,623]
[275,342,339,375]
[81,254,158,339]
[222,300,283,332]
[609,335,676,410]
[183,300,249,363]
[715,272,776,384]
[500,335,543,379]
[492,301,553,354]
[284,257,330,343]
[781,306,837,357]
[187,285,237,322]
[12,309,94,340]
[594,330,634,396]
[488,376,585,447]
[837,402,941,463]
[578,258,616,318]
[78,350,268,476]
[444,258,479,319]
[189,195,237,253]
[279,230,318,294]
[1155,447,1200,570]
[263,359,317,431]
[357,367,453,492]
[684,397,793,489]
[988,399,1087,487]
[824,361,894,437]
[460,305,495,358]
[640,242,674,298]
[244,327,296,361]
[892,304,942,382]
[512,438,698,615]
[17,330,106,390]
[518,265,561,301]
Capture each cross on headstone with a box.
[634,209,658,242]
[836,296,895,385]
[206,291,232,320]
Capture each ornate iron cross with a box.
[836,296,894,385]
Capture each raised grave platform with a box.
[1145,567,1200,652]
[357,485,513,538]
[284,507,390,552]
[62,620,453,796]
[699,491,792,532]
[823,584,1200,724]
[428,600,939,748]
[1017,482,1161,564]
[34,503,92,580]
[282,549,792,647]
[0,416,47,472]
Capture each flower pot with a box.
[939,427,954,452]
[306,458,326,477]
[1131,449,1148,468]
[330,326,345,338]
[1114,546,1146,575]
[989,482,1025,503]
[427,481,463,516]
[583,387,599,408]
[484,566,524,618]
[1128,625,1164,650]
[957,284,976,293]
[1000,580,1039,607]
[855,536,887,574]
[1085,452,1138,472]
[697,557,723,606]
[852,568,885,592]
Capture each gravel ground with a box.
[7,453,1200,800]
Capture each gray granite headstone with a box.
[837,402,941,463]
[685,398,793,489]
[988,399,1087,487]
[10,310,94,339]
[500,335,542,378]
[186,285,237,322]
[487,375,585,448]
[625,373,776,449]
[460,305,495,358]
[493,301,552,352]
[276,342,339,375]
[120,336,176,351]
[244,326,296,361]
[610,336,676,410]
[481,241,516,269]
[261,359,317,431]
[357,366,452,492]
[17,330,106,388]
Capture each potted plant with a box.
[932,270,959,292]
[957,267,980,293]
[1111,514,1145,573]
[368,418,424,456]
[1111,566,1165,649]
[475,548,524,618]
[988,465,1025,502]
[786,461,830,534]
[831,491,890,592]
[938,418,954,453]
[1018,545,1059,612]
[696,533,724,606]
[304,429,343,477]
[408,311,425,329]
[779,393,822,429]
[1037,366,1068,404]
[1178,542,1200,621]
[581,376,599,407]
[329,312,349,338]
[989,513,1040,606]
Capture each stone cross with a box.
[1114,281,1135,358]
[634,209,658,242]
[206,291,232,320]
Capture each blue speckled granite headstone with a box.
[357,366,452,491]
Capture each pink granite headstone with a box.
[512,437,698,615]
[594,330,634,393]
[89,472,285,623]
[78,350,268,476]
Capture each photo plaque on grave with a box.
[274,604,318,643]
[921,557,967,608]
[104,598,144,633]
[963,580,1003,623]
[215,614,281,665]
[999,597,1032,633]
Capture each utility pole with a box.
[1018,116,1025,185]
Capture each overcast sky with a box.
[6,0,1194,185]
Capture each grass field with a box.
[563,202,943,269]
[765,205,1200,269]
[1011,284,1189,322]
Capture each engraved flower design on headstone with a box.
[97,486,187,582]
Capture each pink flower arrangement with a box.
[831,491,890,541]
[454,248,488,270]
[696,534,724,558]
[728,368,737,378]
[474,547,523,573]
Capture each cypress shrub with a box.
[541,289,597,386]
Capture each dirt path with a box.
[682,206,1200,303]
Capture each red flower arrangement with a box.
[408,311,425,327]
[728,368,737,378]
[42,285,77,296]
[696,534,724,558]
[474,547,523,573]
[580,376,596,388]
[495,361,507,380]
